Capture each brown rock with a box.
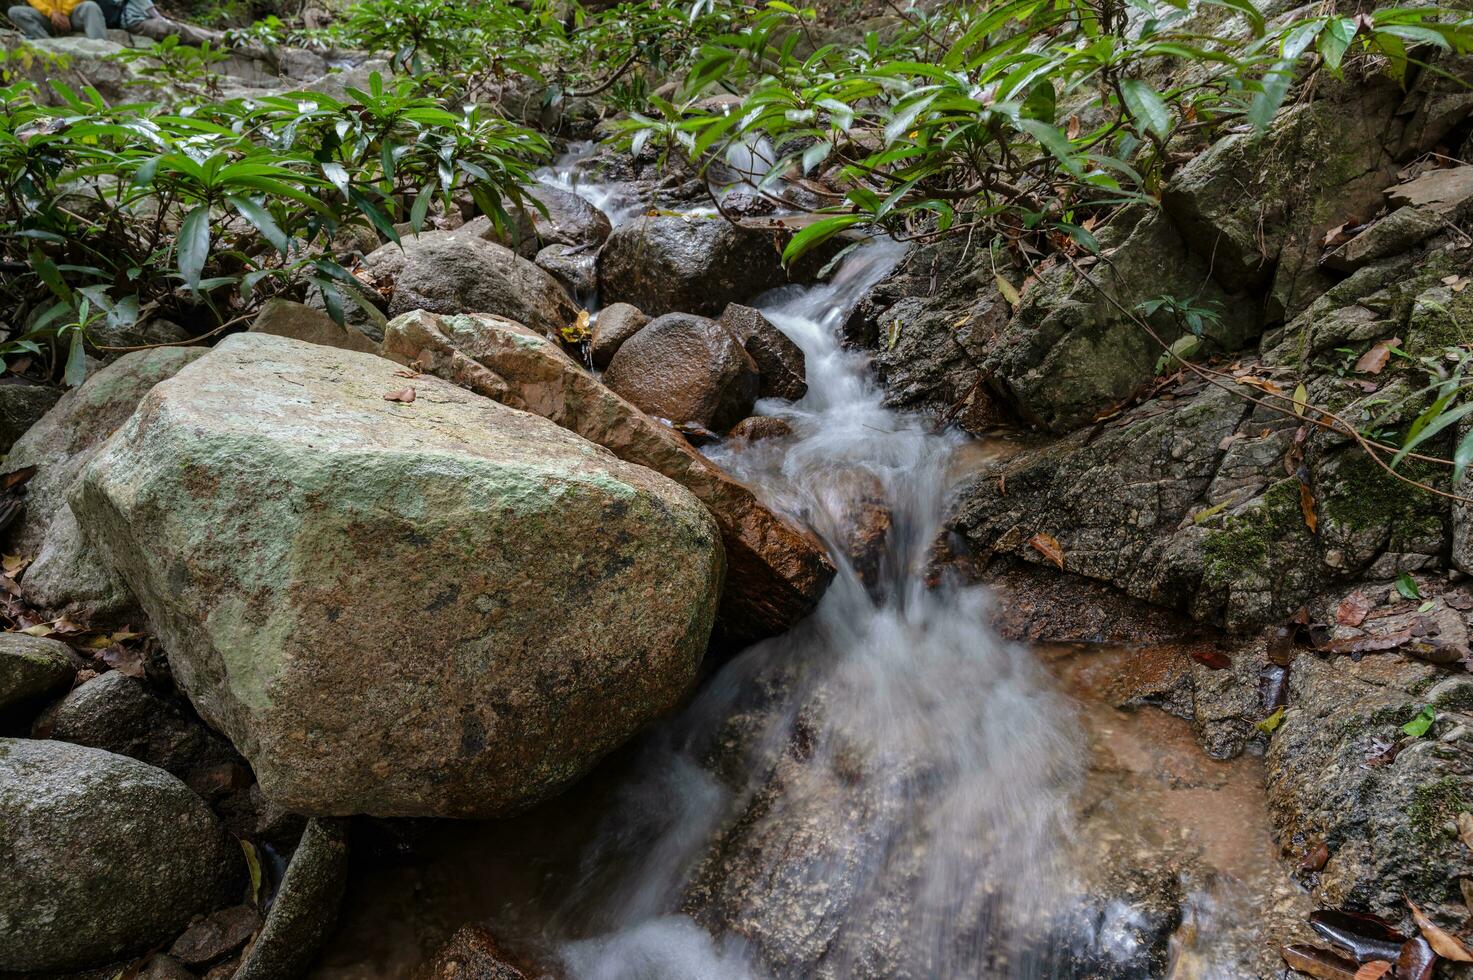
[728,416,793,443]
[383,310,835,643]
[719,304,808,401]
[602,313,759,431]
[598,213,789,317]
[249,299,379,355]
[169,905,260,966]
[590,303,649,369]
[418,925,531,980]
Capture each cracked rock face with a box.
[72,333,724,817]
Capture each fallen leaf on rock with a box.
[1309,908,1406,962]
[1322,629,1412,655]
[1189,647,1232,669]
[1324,223,1352,248]
[1461,877,1473,910]
[1353,962,1392,980]
[1409,900,1473,961]
[1028,532,1065,570]
[0,554,28,577]
[1398,937,1436,980]
[1447,592,1473,611]
[393,369,421,379]
[1337,593,1373,626]
[1,465,37,491]
[384,387,416,403]
[1444,274,1470,293]
[1256,706,1286,734]
[1363,738,1402,767]
[995,275,1021,307]
[99,644,145,679]
[1300,840,1330,872]
[1396,573,1422,600]
[1294,382,1309,416]
[1457,811,1473,850]
[1402,705,1437,738]
[1281,943,1361,979]
[1300,480,1318,533]
[1355,338,1401,375]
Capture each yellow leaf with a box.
[1292,382,1308,417]
[1027,532,1065,570]
[19,623,54,637]
[994,274,1021,307]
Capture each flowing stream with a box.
[313,164,1304,980]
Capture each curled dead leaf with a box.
[1321,629,1412,655]
[1354,338,1400,375]
[1281,943,1360,979]
[1353,962,1392,980]
[384,387,416,403]
[1409,899,1473,961]
[1300,840,1330,872]
[1027,532,1065,570]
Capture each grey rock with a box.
[1322,206,1445,273]
[169,904,260,966]
[590,302,649,369]
[233,818,348,980]
[250,298,380,355]
[88,317,191,358]
[602,312,760,431]
[1387,164,1473,215]
[362,231,580,337]
[523,183,611,250]
[598,213,791,317]
[73,333,724,816]
[41,670,242,799]
[534,242,597,300]
[0,738,242,973]
[0,381,61,454]
[0,632,73,718]
[6,346,206,623]
[719,303,807,401]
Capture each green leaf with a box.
[781,213,866,265]
[1119,78,1171,139]
[62,327,86,388]
[1401,705,1436,738]
[1015,118,1081,176]
[1255,706,1285,735]
[1396,572,1422,600]
[226,195,289,254]
[177,204,211,293]
[1248,59,1296,132]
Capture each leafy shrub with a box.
[611,1,1473,263]
[0,72,549,381]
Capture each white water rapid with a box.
[540,167,1092,978]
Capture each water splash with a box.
[551,235,1088,979]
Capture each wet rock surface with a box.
[0,737,243,973]
[602,312,760,432]
[235,817,349,980]
[589,302,649,369]
[718,304,808,402]
[598,213,790,317]
[72,332,724,817]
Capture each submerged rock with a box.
[602,312,760,431]
[0,737,242,973]
[417,925,532,980]
[598,213,790,317]
[362,231,580,337]
[73,333,723,816]
[382,310,834,643]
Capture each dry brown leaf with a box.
[384,387,416,403]
[1355,337,1401,375]
[1281,943,1360,979]
[1066,114,1081,139]
[1323,223,1352,248]
[1299,481,1318,534]
[1028,532,1065,570]
[1336,592,1373,626]
[1300,840,1330,872]
[1322,629,1413,655]
[393,369,421,379]
[1409,900,1473,961]
[1458,811,1473,850]
[1461,877,1473,911]
[1353,962,1393,980]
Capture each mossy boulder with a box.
[0,633,73,721]
[0,737,242,973]
[71,333,724,817]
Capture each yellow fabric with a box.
[27,0,85,16]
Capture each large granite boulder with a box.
[6,346,207,623]
[598,213,790,317]
[72,333,723,816]
[362,231,580,337]
[382,310,834,643]
[0,738,242,973]
[602,312,760,431]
